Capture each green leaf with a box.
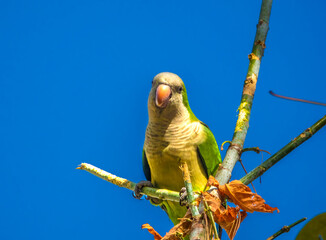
[296,213,326,240]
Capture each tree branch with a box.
[77,163,181,202]
[180,162,209,240]
[180,162,200,217]
[215,0,273,185]
[240,115,326,185]
[266,217,307,240]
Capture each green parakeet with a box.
[139,72,222,225]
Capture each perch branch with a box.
[215,0,273,185]
[77,163,181,202]
[266,217,307,240]
[240,114,326,185]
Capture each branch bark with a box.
[215,0,273,185]
[77,163,181,202]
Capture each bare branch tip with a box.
[76,163,86,170]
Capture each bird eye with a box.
[178,86,183,93]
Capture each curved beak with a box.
[155,84,171,108]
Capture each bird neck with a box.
[148,104,191,128]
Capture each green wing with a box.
[197,122,222,177]
[142,149,151,181]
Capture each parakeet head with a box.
[148,72,196,122]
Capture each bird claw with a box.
[133,180,153,199]
[179,187,188,206]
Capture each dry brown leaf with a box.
[203,192,246,240]
[221,208,247,240]
[161,209,193,240]
[206,176,220,188]
[219,180,279,213]
[207,176,279,214]
[205,176,278,239]
[143,210,193,240]
[142,224,163,240]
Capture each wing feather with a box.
[197,122,222,177]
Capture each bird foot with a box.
[133,181,163,205]
[179,187,188,206]
[133,180,153,199]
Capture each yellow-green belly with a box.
[146,145,208,224]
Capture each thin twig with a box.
[242,147,271,155]
[266,217,307,240]
[203,199,220,240]
[180,162,200,217]
[240,115,326,185]
[238,158,257,193]
[269,91,326,106]
[180,162,209,240]
[215,0,273,185]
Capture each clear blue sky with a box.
[1,1,325,239]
